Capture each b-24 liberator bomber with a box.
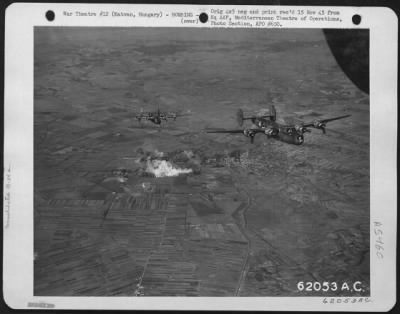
[207,105,351,145]
[134,108,192,126]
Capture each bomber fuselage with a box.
[253,118,305,145]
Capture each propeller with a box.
[312,120,327,134]
[264,128,279,136]
[244,128,257,143]
[294,125,311,134]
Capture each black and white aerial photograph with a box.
[34,27,370,297]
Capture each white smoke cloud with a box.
[146,159,192,177]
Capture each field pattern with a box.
[34,28,369,296]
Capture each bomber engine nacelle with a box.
[243,129,257,143]
[264,128,279,136]
[243,129,256,137]
[167,113,177,121]
[313,120,327,133]
[295,125,311,134]
[256,120,267,128]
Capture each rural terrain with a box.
[34,28,370,296]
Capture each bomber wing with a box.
[206,127,266,143]
[166,111,192,118]
[136,111,154,117]
[300,114,351,134]
[206,129,245,134]
[302,114,351,127]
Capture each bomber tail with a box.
[269,105,276,121]
[236,109,244,126]
[238,105,276,126]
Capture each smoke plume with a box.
[145,159,192,177]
